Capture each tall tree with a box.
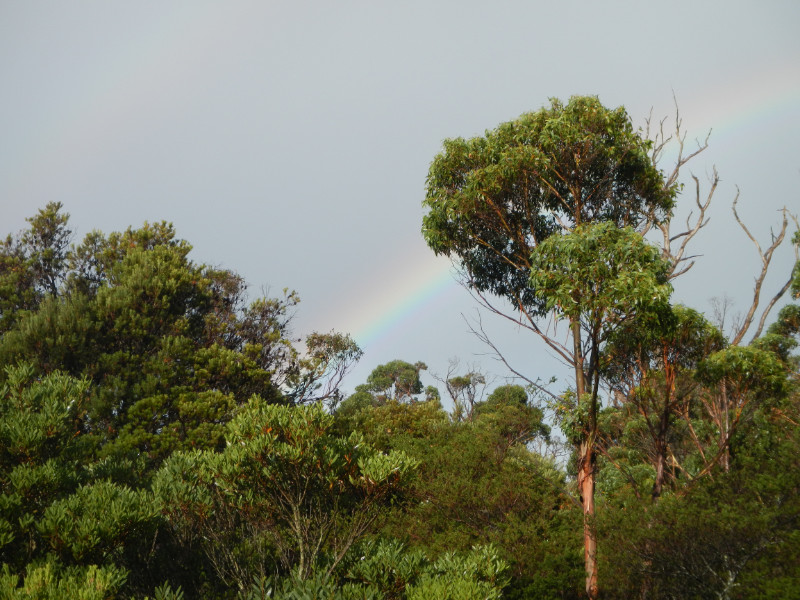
[422,96,674,598]
[529,222,671,596]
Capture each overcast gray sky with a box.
[1,1,798,397]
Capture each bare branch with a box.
[750,277,793,342]
[659,171,715,279]
[730,201,789,346]
[646,97,716,280]
[749,212,800,341]
[648,96,712,194]
[456,268,575,365]
[464,311,561,403]
[433,357,491,422]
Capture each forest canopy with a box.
[1,96,799,599]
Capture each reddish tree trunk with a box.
[579,440,598,599]
[572,320,599,599]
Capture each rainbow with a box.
[649,63,800,144]
[343,255,459,352]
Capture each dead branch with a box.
[645,98,716,280]
[730,199,789,346]
[662,171,716,279]
[750,213,800,341]
[647,97,712,194]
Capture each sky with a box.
[1,1,798,402]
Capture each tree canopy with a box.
[422,95,674,316]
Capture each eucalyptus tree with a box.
[422,96,674,598]
[693,345,788,474]
[528,222,672,595]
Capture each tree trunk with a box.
[572,320,599,599]
[579,439,598,599]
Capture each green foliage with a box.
[756,303,800,369]
[0,222,270,466]
[0,561,127,600]
[237,541,509,600]
[335,361,443,439]
[240,572,379,600]
[67,220,188,297]
[405,545,509,600]
[147,583,185,600]
[0,206,362,473]
[422,95,673,315]
[422,95,679,598]
[603,304,724,387]
[484,384,527,406]
[0,127,795,598]
[0,364,94,568]
[442,367,486,422]
[359,360,428,404]
[0,208,370,597]
[155,400,418,587]
[0,203,71,333]
[547,389,588,448]
[0,363,90,466]
[354,398,449,451]
[474,384,550,445]
[599,305,727,498]
[37,480,159,564]
[344,539,427,598]
[0,363,163,598]
[599,417,800,599]
[288,331,363,406]
[529,222,671,328]
[696,345,788,400]
[371,403,580,598]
